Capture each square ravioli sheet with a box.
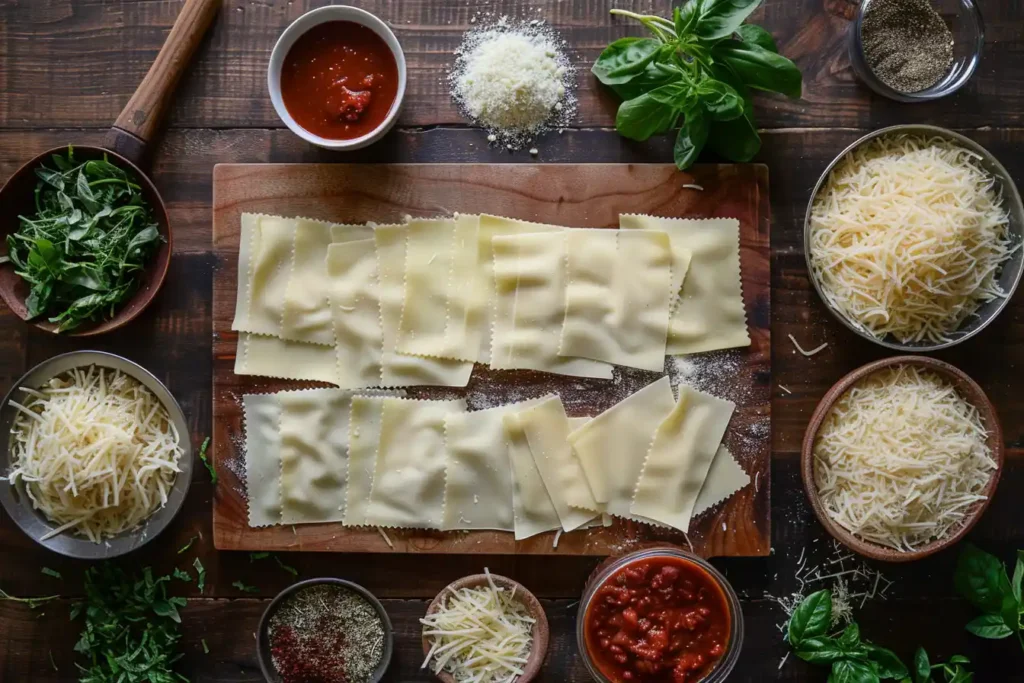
[620,216,750,355]
[560,229,674,372]
[235,332,340,384]
[365,397,467,529]
[280,218,338,346]
[232,214,296,337]
[397,215,484,362]
[326,239,384,389]
[344,395,387,527]
[374,224,474,387]
[491,231,613,379]
[503,396,600,532]
[243,393,282,527]
[476,215,562,364]
[442,399,543,531]
[567,376,677,521]
[692,446,750,518]
[632,385,736,532]
[278,389,352,525]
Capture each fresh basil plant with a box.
[593,0,802,169]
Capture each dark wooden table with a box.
[1,1,1022,681]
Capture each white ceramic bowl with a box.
[267,5,407,150]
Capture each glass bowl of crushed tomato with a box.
[577,548,743,683]
[268,6,406,150]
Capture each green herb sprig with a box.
[593,0,801,169]
[955,543,1024,650]
[198,436,216,484]
[787,590,975,682]
[1,146,162,331]
[71,564,188,683]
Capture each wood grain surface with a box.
[1,1,1023,681]
[211,163,771,557]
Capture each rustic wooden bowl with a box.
[0,146,172,336]
[801,356,1004,563]
[422,574,549,683]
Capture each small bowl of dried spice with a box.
[258,578,393,683]
[849,0,984,102]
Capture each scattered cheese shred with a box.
[788,334,828,357]
[7,366,183,542]
[421,568,535,683]
[810,135,1015,344]
[813,365,996,551]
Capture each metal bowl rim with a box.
[0,350,192,558]
[802,124,1024,352]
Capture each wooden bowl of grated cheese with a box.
[802,356,1003,563]
[421,571,549,683]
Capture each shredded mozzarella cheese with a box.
[813,366,995,551]
[7,366,183,542]
[809,135,1015,344]
[421,568,535,683]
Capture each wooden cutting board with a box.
[211,163,770,556]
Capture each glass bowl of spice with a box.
[258,578,393,683]
[849,0,983,102]
[577,548,743,683]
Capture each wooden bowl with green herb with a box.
[0,145,171,335]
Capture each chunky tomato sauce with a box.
[281,21,399,140]
[585,557,731,682]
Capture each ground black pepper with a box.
[861,0,954,93]
[268,585,385,683]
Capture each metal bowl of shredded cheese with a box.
[804,125,1024,351]
[0,350,191,558]
[802,356,1003,562]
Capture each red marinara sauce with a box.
[584,556,731,683]
[280,21,399,141]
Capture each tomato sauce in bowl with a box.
[578,549,742,683]
[280,20,399,141]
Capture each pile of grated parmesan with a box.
[809,134,1016,344]
[449,17,577,151]
[420,569,536,683]
[813,365,996,551]
[6,366,184,542]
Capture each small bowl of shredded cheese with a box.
[0,350,190,558]
[421,569,548,683]
[805,125,1024,351]
[802,356,1003,562]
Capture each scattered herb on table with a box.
[593,0,801,170]
[954,543,1023,650]
[177,535,198,554]
[275,556,299,577]
[0,587,59,610]
[201,638,209,654]
[172,568,192,583]
[787,589,908,682]
[0,146,162,332]
[71,564,188,683]
[904,648,973,683]
[232,580,259,594]
[250,551,271,561]
[197,436,216,484]
[193,558,206,594]
[41,567,62,580]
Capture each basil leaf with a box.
[610,62,684,101]
[690,0,763,41]
[796,637,850,664]
[965,613,1013,639]
[648,82,693,107]
[864,645,908,680]
[615,94,678,141]
[788,590,832,645]
[593,38,663,85]
[948,669,973,683]
[675,0,702,38]
[913,647,930,683]
[1001,593,1020,633]
[736,23,778,52]
[1012,550,1023,605]
[712,39,802,97]
[948,655,970,665]
[955,543,1014,615]
[830,659,881,683]
[697,79,744,120]
[707,110,760,161]
[674,109,708,170]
